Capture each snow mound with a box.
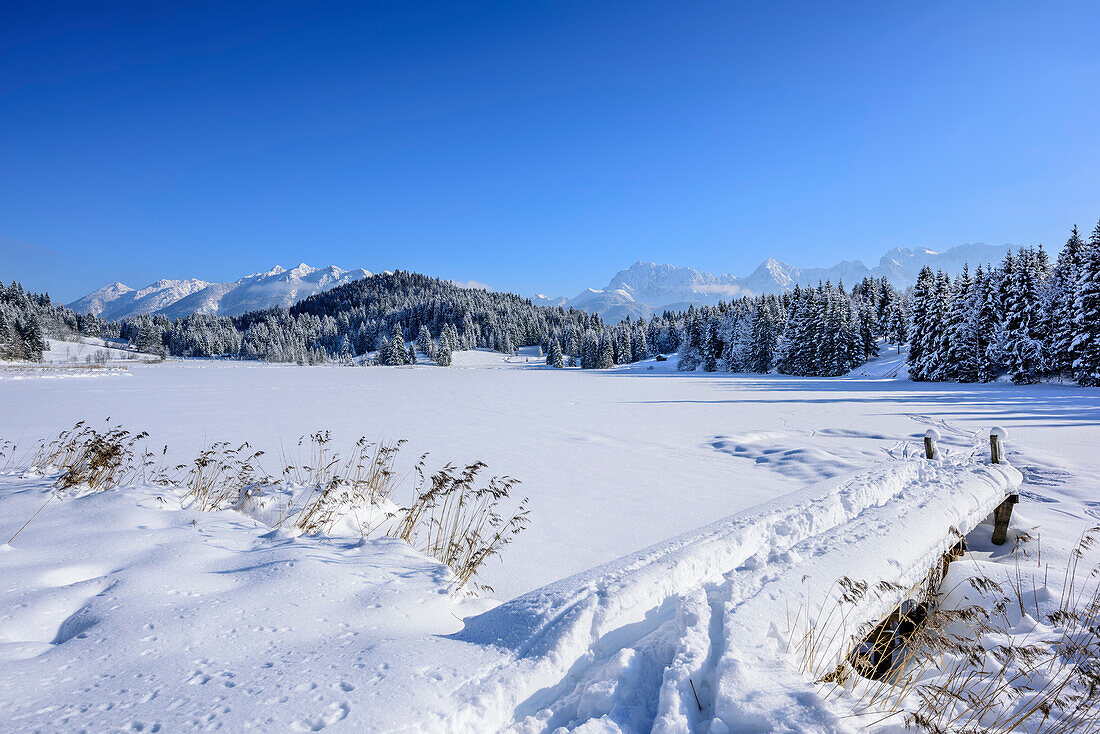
[441,454,1021,733]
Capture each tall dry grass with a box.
[396,459,529,593]
[3,421,529,593]
[280,432,407,535]
[790,529,1100,733]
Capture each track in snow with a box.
[432,447,1021,734]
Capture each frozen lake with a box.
[3,351,1097,600]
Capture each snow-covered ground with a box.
[40,337,160,365]
[1,339,161,382]
[1,349,1098,732]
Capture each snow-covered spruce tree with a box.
[805,286,830,375]
[0,306,24,361]
[703,320,721,372]
[748,300,778,373]
[969,265,999,382]
[776,286,810,375]
[631,324,649,362]
[16,314,46,362]
[678,310,705,371]
[383,324,407,366]
[906,267,935,380]
[721,305,752,372]
[596,336,614,369]
[926,270,953,380]
[907,269,951,381]
[79,312,102,338]
[1046,226,1085,377]
[416,325,435,361]
[579,330,597,369]
[434,339,452,366]
[883,299,908,354]
[857,300,879,363]
[615,327,632,366]
[1002,247,1049,384]
[548,340,564,368]
[942,266,976,381]
[1073,225,1100,386]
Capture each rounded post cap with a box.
[989,426,1008,440]
[924,428,941,441]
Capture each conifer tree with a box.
[703,320,721,372]
[382,324,406,365]
[17,314,46,362]
[1073,224,1100,385]
[596,336,614,369]
[631,325,649,362]
[678,313,705,371]
[1047,226,1085,376]
[907,268,933,380]
[416,325,435,361]
[748,301,778,373]
[548,340,564,368]
[434,339,452,366]
[884,300,907,353]
[0,307,22,360]
[1003,247,1047,383]
[944,266,978,381]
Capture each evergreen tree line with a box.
[39,217,1099,385]
[664,276,900,376]
[134,271,616,366]
[0,281,87,362]
[118,269,900,376]
[907,220,1100,386]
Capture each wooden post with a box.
[991,494,1019,545]
[989,426,1007,464]
[923,428,940,460]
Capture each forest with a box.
[4,219,1098,386]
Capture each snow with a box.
[1,354,1098,731]
[0,339,161,381]
[561,245,1016,321]
[66,264,372,320]
[39,337,160,364]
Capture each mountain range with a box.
[68,243,1014,323]
[540,242,1015,322]
[69,264,371,321]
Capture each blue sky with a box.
[2,1,1099,303]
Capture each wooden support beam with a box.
[991,494,1019,546]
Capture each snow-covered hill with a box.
[560,243,1014,322]
[69,264,371,320]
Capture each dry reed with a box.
[790,528,1100,733]
[4,422,529,593]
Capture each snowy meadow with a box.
[2,351,1099,732]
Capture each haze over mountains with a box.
[69,243,1013,322]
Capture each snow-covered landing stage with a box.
[434,452,1021,733]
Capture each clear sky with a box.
[2,1,1099,303]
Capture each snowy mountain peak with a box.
[560,242,1015,322]
[70,265,372,321]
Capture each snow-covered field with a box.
[0,338,160,381]
[1,349,1098,732]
